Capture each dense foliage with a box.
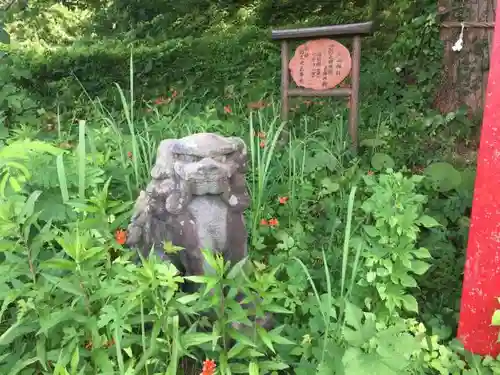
[0,0,496,374]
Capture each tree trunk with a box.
[434,0,496,116]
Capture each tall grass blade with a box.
[77,120,86,200]
[166,316,180,375]
[340,186,357,299]
[56,154,69,203]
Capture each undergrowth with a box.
[0,0,494,374]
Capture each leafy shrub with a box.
[1,0,496,372]
[8,26,280,113]
[0,53,43,128]
[6,3,92,47]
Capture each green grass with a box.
[0,1,486,372]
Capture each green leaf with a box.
[41,273,85,296]
[258,361,289,371]
[200,248,220,273]
[417,215,441,228]
[56,154,70,203]
[80,246,105,262]
[492,310,500,326]
[227,342,247,359]
[249,362,260,375]
[266,332,296,345]
[424,162,462,192]
[360,138,386,147]
[261,303,292,314]
[400,295,418,313]
[371,153,395,170]
[181,333,217,348]
[344,301,364,330]
[19,190,42,219]
[320,177,340,193]
[4,356,39,375]
[226,256,249,279]
[184,275,213,284]
[398,273,417,288]
[411,247,432,259]
[8,176,21,192]
[5,161,30,178]
[376,331,419,370]
[91,349,114,374]
[363,225,379,237]
[227,328,257,348]
[343,316,377,347]
[36,336,48,371]
[38,310,75,335]
[229,362,252,373]
[0,172,9,196]
[0,239,19,252]
[410,260,430,275]
[366,271,376,283]
[176,294,199,304]
[70,347,79,374]
[0,322,38,346]
[0,28,9,45]
[343,347,398,375]
[40,259,76,271]
[163,241,184,254]
[256,326,275,353]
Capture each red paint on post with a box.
[457,3,500,356]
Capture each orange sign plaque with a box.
[289,39,352,90]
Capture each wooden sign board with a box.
[289,39,352,90]
[271,22,373,152]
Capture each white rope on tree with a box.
[452,22,465,52]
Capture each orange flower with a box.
[255,131,266,139]
[201,359,216,375]
[84,341,93,350]
[279,196,288,204]
[248,100,267,109]
[59,142,72,149]
[412,165,424,174]
[268,218,279,226]
[103,338,115,348]
[259,141,265,148]
[154,97,167,105]
[115,229,127,245]
[367,170,374,176]
[224,105,232,114]
[261,218,278,226]
[127,151,132,159]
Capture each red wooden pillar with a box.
[457,1,500,356]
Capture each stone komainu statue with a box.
[126,133,250,281]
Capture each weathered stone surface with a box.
[126,133,250,276]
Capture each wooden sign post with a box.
[271,22,373,151]
[457,4,500,357]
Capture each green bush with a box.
[7,26,280,111]
[1,0,494,372]
[6,3,92,47]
